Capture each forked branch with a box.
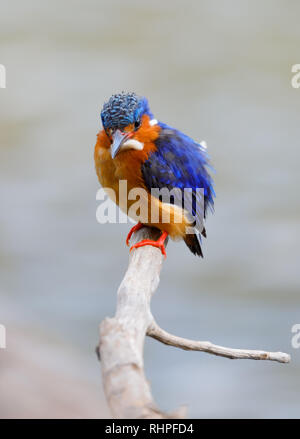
[97,227,290,419]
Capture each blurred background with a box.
[0,0,300,418]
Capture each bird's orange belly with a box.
[95,145,190,240]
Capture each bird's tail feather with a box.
[183,231,204,257]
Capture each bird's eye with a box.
[134,119,141,130]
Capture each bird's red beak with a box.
[111,129,133,159]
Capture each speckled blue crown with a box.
[101,92,152,129]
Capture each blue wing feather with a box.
[141,122,215,230]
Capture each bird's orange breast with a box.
[94,115,159,203]
[94,116,190,239]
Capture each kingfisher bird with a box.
[94,92,215,258]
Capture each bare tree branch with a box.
[98,227,185,418]
[97,226,291,419]
[147,321,291,363]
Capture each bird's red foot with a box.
[130,231,168,258]
[126,222,144,246]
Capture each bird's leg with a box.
[130,231,168,259]
[126,222,144,246]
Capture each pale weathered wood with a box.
[98,227,184,418]
[98,227,290,419]
[147,321,290,363]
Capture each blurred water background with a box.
[0,0,300,418]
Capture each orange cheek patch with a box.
[134,115,160,144]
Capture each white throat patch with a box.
[122,138,144,152]
[119,119,158,152]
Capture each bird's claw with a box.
[129,231,168,259]
[126,222,144,246]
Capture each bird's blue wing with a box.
[141,123,215,234]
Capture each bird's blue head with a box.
[101,92,153,158]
